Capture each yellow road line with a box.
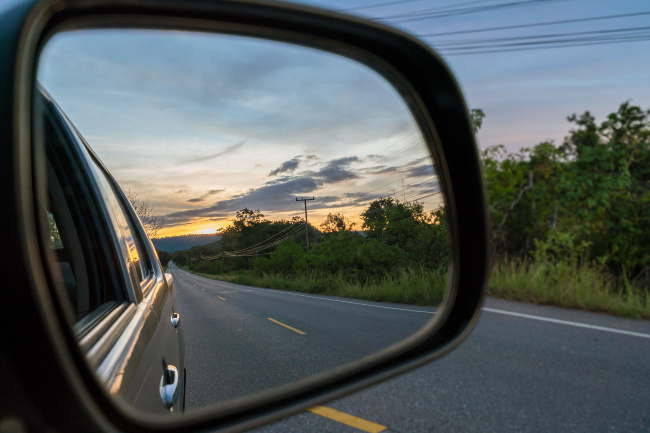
[267,318,306,335]
[307,406,387,433]
[218,296,226,300]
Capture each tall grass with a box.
[489,260,650,319]
[195,267,447,306]
[194,260,650,319]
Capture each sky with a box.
[39,30,437,237]
[38,0,650,237]
[298,0,650,153]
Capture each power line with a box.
[296,197,315,250]
[336,0,427,12]
[223,223,305,256]
[432,26,650,47]
[417,10,650,38]
[223,221,304,255]
[436,29,650,55]
[382,0,570,23]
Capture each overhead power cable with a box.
[434,28,650,55]
[224,231,305,257]
[225,225,305,255]
[228,221,302,253]
[418,10,650,38]
[224,224,305,256]
[381,0,568,23]
[336,0,427,12]
[432,26,650,47]
[309,175,439,221]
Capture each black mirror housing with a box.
[0,0,489,431]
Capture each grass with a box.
[190,260,650,319]
[488,260,650,319]
[194,267,447,307]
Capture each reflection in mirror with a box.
[37,29,449,414]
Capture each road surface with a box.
[169,264,650,432]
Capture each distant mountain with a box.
[152,234,222,252]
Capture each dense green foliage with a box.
[484,102,650,305]
[173,200,450,305]
[167,102,649,316]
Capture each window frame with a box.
[38,87,144,357]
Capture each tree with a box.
[483,102,650,279]
[126,190,165,238]
[233,208,265,231]
[470,108,485,134]
[320,212,355,234]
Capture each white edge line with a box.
[483,307,650,339]
[177,269,650,339]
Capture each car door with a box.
[40,87,184,414]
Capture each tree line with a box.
[483,101,649,288]
[160,199,450,284]
[156,101,649,300]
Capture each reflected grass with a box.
[194,267,447,306]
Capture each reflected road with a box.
[169,263,433,410]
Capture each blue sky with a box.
[38,0,649,236]
[297,0,650,152]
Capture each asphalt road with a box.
[170,263,432,406]
[170,264,650,432]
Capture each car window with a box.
[41,91,126,328]
[90,160,153,289]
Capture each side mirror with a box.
[2,0,489,431]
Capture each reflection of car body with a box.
[38,85,185,414]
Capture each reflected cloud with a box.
[38,30,432,236]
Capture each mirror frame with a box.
[3,0,489,431]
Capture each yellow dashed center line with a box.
[307,406,387,433]
[218,296,226,301]
[267,318,306,335]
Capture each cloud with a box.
[165,176,319,224]
[182,141,245,164]
[186,188,224,203]
[405,164,435,178]
[268,157,301,177]
[310,156,359,183]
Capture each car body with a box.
[38,84,185,415]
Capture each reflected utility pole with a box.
[296,196,314,250]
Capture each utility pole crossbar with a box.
[296,196,315,250]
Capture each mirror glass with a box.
[37,29,450,414]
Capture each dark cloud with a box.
[268,157,301,177]
[175,190,187,194]
[367,166,399,175]
[405,164,435,178]
[182,141,245,164]
[311,156,359,183]
[165,156,365,225]
[165,176,319,224]
[186,188,224,203]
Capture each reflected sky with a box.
[39,30,438,237]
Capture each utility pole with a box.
[296,196,314,250]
